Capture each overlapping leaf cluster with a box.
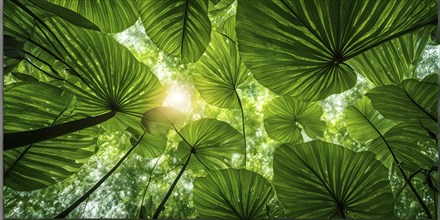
[3,0,438,219]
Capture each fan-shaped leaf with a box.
[139,0,211,63]
[47,0,138,33]
[194,169,274,219]
[366,79,438,123]
[141,107,186,136]
[4,82,99,191]
[20,18,164,134]
[348,26,434,86]
[274,140,394,218]
[264,96,325,143]
[236,0,437,100]
[4,0,37,41]
[346,97,436,170]
[345,97,395,143]
[370,121,437,170]
[132,133,167,159]
[194,31,248,108]
[176,119,244,170]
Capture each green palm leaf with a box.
[47,0,138,33]
[4,82,99,191]
[139,0,212,63]
[274,140,394,218]
[132,133,168,159]
[141,107,186,136]
[27,0,100,31]
[345,97,395,143]
[348,26,434,86]
[236,0,437,100]
[369,121,437,170]
[264,96,325,143]
[176,119,244,170]
[366,78,438,123]
[216,15,237,42]
[346,97,436,170]
[4,35,25,74]
[17,17,164,133]
[209,0,235,18]
[133,107,186,158]
[194,31,248,108]
[194,169,275,219]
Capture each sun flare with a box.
[163,85,192,112]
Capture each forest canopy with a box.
[3,0,439,219]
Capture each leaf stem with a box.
[5,111,116,150]
[152,153,192,219]
[137,156,162,218]
[53,131,146,218]
[234,89,247,168]
[80,196,90,219]
[354,107,432,217]
[5,103,72,176]
[374,127,432,218]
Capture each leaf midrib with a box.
[180,0,190,60]
[294,150,341,211]
[402,89,438,123]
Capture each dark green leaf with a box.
[274,140,394,218]
[48,0,138,33]
[236,0,437,100]
[194,169,274,219]
[348,26,434,86]
[194,31,248,108]
[139,0,212,63]
[345,97,395,143]
[25,18,165,132]
[370,121,437,170]
[264,96,325,143]
[4,82,99,191]
[28,0,100,31]
[176,119,244,170]
[366,79,438,123]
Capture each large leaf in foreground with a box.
[176,119,244,170]
[348,26,434,86]
[194,169,274,219]
[366,78,438,123]
[264,96,325,143]
[194,31,248,108]
[139,0,211,63]
[17,17,164,134]
[345,97,395,143]
[274,140,394,218]
[4,83,98,191]
[346,97,436,170]
[370,121,437,170]
[236,0,437,100]
[48,0,138,33]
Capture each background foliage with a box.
[3,0,439,219]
